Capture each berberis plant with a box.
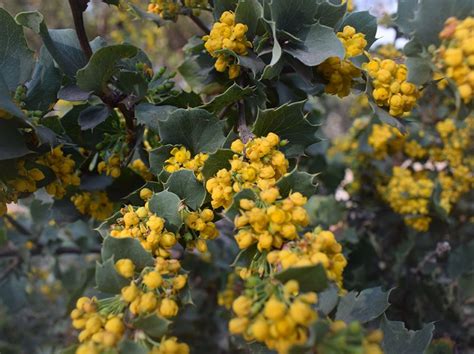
[0,0,472,353]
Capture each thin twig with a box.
[4,214,32,236]
[237,100,254,143]
[68,0,93,59]
[189,14,210,34]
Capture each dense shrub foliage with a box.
[0,0,472,353]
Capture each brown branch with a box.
[237,100,254,143]
[189,14,210,34]
[4,214,32,236]
[68,0,93,59]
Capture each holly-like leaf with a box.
[340,11,378,47]
[76,44,138,93]
[148,190,183,232]
[276,169,317,198]
[133,315,171,339]
[270,0,318,35]
[286,23,345,67]
[101,236,155,269]
[315,0,347,27]
[0,74,26,119]
[393,0,419,35]
[0,9,34,91]
[316,285,340,316]
[235,0,263,38]
[406,57,433,85]
[335,287,392,323]
[95,257,129,294]
[201,84,254,113]
[253,101,320,157]
[16,11,89,78]
[119,341,148,354]
[381,315,434,354]
[164,170,206,210]
[0,120,31,160]
[25,46,61,112]
[78,104,111,130]
[135,103,176,134]
[274,264,328,293]
[149,145,174,175]
[158,108,226,154]
[201,149,234,180]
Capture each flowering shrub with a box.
[0,0,472,353]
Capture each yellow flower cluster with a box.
[37,146,80,199]
[267,230,347,289]
[71,191,114,221]
[71,297,125,352]
[1,161,44,215]
[229,280,318,354]
[365,58,420,117]
[234,190,309,252]
[206,133,289,209]
[164,146,208,181]
[203,11,252,79]
[379,167,434,231]
[376,44,403,60]
[184,208,219,252]
[367,124,404,159]
[119,257,187,318]
[148,0,181,20]
[110,203,178,258]
[437,17,474,103]
[318,26,367,97]
[98,155,121,178]
[149,337,190,354]
[131,159,153,181]
[434,118,474,213]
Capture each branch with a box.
[4,214,32,236]
[68,0,93,59]
[237,100,254,143]
[189,14,210,34]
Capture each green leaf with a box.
[335,287,392,323]
[235,0,263,38]
[95,257,129,294]
[393,0,419,35]
[164,170,206,210]
[78,104,111,130]
[149,145,174,175]
[447,240,474,278]
[0,74,26,119]
[178,53,221,94]
[0,120,31,160]
[276,169,317,198]
[135,103,176,134]
[25,46,61,112]
[119,341,148,354]
[315,0,347,27]
[101,236,155,269]
[406,57,432,85]
[201,84,254,113]
[76,44,139,93]
[201,149,234,180]
[253,101,320,157]
[158,108,226,154]
[262,20,283,80]
[274,264,328,293]
[270,0,318,34]
[148,191,183,232]
[0,8,34,90]
[286,23,345,66]
[381,315,434,354]
[16,12,89,78]
[369,100,406,133]
[133,315,171,339]
[305,195,345,227]
[316,285,340,315]
[340,11,378,47]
